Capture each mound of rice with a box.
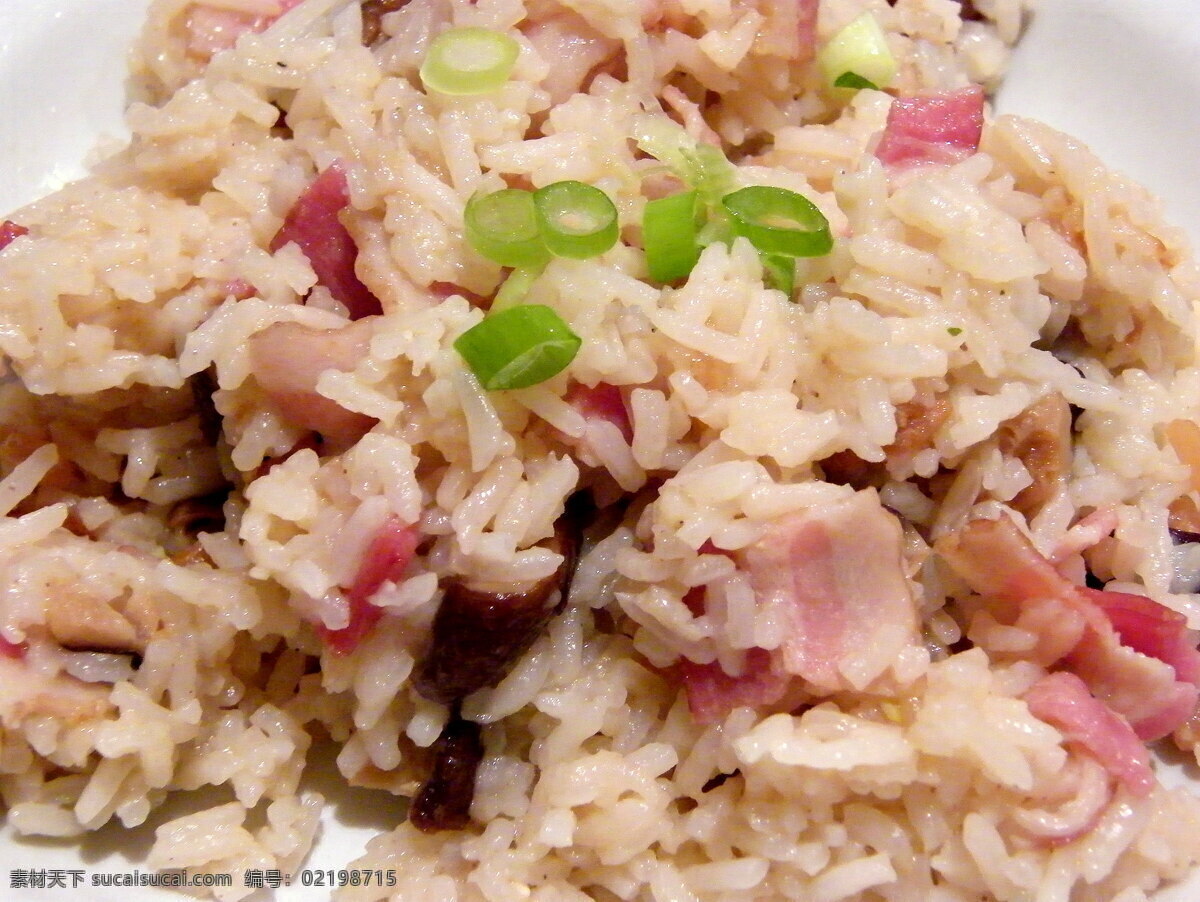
[5,0,1200,899]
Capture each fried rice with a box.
[4,1,1200,900]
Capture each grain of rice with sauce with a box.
[3,0,1200,899]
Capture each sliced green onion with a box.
[761,254,795,298]
[947,326,963,336]
[817,13,897,92]
[721,186,833,258]
[464,188,550,268]
[642,190,701,282]
[420,26,520,96]
[833,71,879,91]
[632,116,735,206]
[454,304,581,390]
[490,266,543,313]
[532,181,618,259]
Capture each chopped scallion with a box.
[490,266,543,312]
[532,180,618,259]
[632,116,735,206]
[721,186,833,258]
[420,26,520,96]
[642,190,701,282]
[761,254,795,298]
[833,71,879,91]
[947,326,963,336]
[454,304,581,390]
[818,13,897,92]
[464,188,550,268]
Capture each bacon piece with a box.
[742,489,918,692]
[875,86,986,170]
[680,648,791,724]
[937,516,1200,740]
[1048,508,1118,565]
[0,636,25,659]
[752,0,819,62]
[270,162,383,320]
[1084,588,1200,687]
[566,382,633,444]
[184,0,304,58]
[1066,625,1198,742]
[319,516,419,654]
[0,220,28,252]
[1011,756,1112,845]
[1024,672,1154,797]
[248,318,379,451]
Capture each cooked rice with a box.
[4,0,1200,900]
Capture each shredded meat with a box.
[997,393,1072,516]
[247,318,379,452]
[887,387,950,463]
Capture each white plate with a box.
[1,2,1199,900]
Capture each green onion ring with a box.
[453,304,581,390]
[721,186,833,258]
[532,181,619,259]
[420,26,521,96]
[464,188,550,268]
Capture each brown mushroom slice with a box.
[46,590,143,656]
[413,494,587,705]
[408,714,484,833]
[360,0,411,47]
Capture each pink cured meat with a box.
[680,648,791,724]
[270,162,384,320]
[185,0,305,57]
[750,0,819,62]
[565,382,633,443]
[1024,671,1155,797]
[741,489,917,692]
[0,220,28,252]
[937,516,1200,741]
[875,85,985,170]
[318,517,419,654]
[1083,587,1200,686]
